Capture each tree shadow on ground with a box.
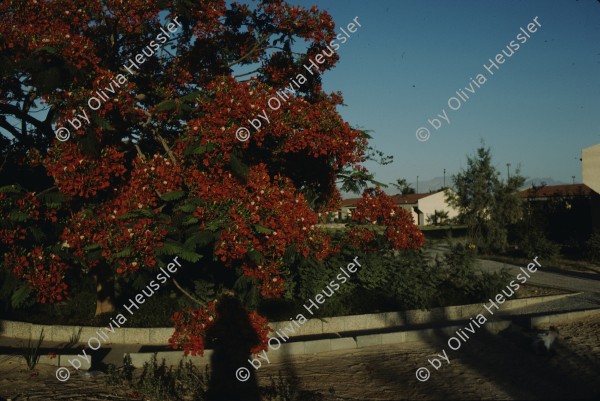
[367,308,600,400]
[205,295,261,401]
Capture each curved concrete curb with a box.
[4,304,598,370]
[124,307,600,368]
[0,292,579,345]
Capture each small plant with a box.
[62,327,83,349]
[106,353,134,385]
[136,354,176,399]
[106,354,209,401]
[261,371,325,401]
[20,329,45,370]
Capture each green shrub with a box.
[516,228,560,260]
[585,232,600,263]
[283,241,511,317]
[433,243,509,306]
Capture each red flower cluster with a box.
[349,188,425,250]
[169,302,218,356]
[61,210,167,274]
[4,248,69,303]
[169,300,271,356]
[212,164,336,297]
[125,154,184,209]
[45,143,126,198]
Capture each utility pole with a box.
[443,169,446,188]
[506,163,511,180]
[416,176,419,194]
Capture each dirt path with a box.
[2,316,599,400]
[0,359,140,400]
[258,316,600,400]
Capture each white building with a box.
[392,190,458,226]
[337,190,458,226]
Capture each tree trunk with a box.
[94,263,116,316]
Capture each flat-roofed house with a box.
[582,143,600,230]
[518,183,596,241]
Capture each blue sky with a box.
[277,0,600,190]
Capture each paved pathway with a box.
[476,258,600,294]
[424,243,600,294]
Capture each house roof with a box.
[341,198,361,207]
[340,191,438,208]
[391,193,431,205]
[518,183,594,199]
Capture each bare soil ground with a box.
[1,315,599,401]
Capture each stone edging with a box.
[4,303,599,370]
[126,306,600,368]
[0,292,580,345]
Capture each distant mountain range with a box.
[340,176,569,198]
[387,176,568,195]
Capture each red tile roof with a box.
[341,198,360,207]
[340,192,434,208]
[518,184,594,199]
[391,193,431,205]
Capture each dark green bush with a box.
[585,232,600,263]
[515,227,560,260]
[279,241,511,318]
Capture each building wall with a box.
[340,207,354,220]
[398,204,419,225]
[417,191,458,225]
[583,144,600,194]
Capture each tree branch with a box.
[0,103,52,136]
[233,68,262,79]
[155,133,177,165]
[227,33,270,68]
[0,117,29,144]
[134,143,146,161]
[173,278,205,306]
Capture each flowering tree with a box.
[0,0,423,355]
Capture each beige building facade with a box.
[583,144,600,194]
[582,143,600,231]
[336,190,458,226]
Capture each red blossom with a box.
[349,188,425,251]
